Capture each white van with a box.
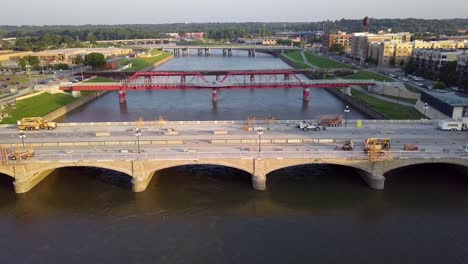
[438,120,462,131]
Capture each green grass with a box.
[84,76,115,83]
[343,70,393,81]
[284,51,305,62]
[303,51,351,69]
[0,92,76,124]
[380,94,418,104]
[351,89,424,119]
[123,52,173,72]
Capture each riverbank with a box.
[0,92,76,124]
[282,51,423,119]
[42,91,107,121]
[121,51,173,72]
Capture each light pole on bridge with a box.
[423,102,429,118]
[18,130,26,150]
[134,128,142,154]
[257,128,264,156]
[344,105,350,127]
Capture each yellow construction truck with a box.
[363,138,392,162]
[17,117,57,130]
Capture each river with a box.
[60,50,366,122]
[1,50,468,263]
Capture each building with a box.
[34,48,132,64]
[413,49,465,70]
[164,33,180,39]
[184,32,204,40]
[0,50,33,62]
[421,90,468,119]
[457,52,468,76]
[322,32,352,52]
[261,38,277,45]
[351,32,412,61]
[275,31,323,41]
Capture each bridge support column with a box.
[344,87,352,96]
[222,49,227,56]
[205,48,211,56]
[358,163,386,190]
[284,74,291,81]
[198,49,203,56]
[14,168,55,194]
[71,91,81,98]
[182,48,189,56]
[131,160,154,193]
[228,48,232,56]
[252,158,267,190]
[250,74,255,83]
[119,90,126,104]
[181,76,186,86]
[212,88,218,103]
[303,88,310,101]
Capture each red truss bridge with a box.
[61,69,379,103]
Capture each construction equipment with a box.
[7,150,34,161]
[320,115,343,127]
[363,138,392,162]
[297,121,321,131]
[17,117,57,130]
[403,144,419,151]
[342,140,354,151]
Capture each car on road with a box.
[415,82,424,86]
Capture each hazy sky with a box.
[1,0,467,25]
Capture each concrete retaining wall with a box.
[42,91,107,121]
[141,54,174,71]
[327,88,388,119]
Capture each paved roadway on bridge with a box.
[2,121,467,162]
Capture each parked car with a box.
[415,82,423,86]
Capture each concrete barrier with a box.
[42,91,107,121]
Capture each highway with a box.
[2,120,468,162]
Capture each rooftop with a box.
[425,90,468,107]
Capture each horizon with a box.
[2,0,467,26]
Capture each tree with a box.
[18,56,40,70]
[330,43,345,54]
[399,60,405,67]
[72,55,84,65]
[404,58,418,74]
[389,57,396,67]
[84,52,106,69]
[438,61,458,85]
[87,32,97,44]
[434,81,447,90]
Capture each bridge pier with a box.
[222,49,227,56]
[284,74,291,81]
[181,76,186,86]
[173,49,180,56]
[182,48,189,56]
[212,88,218,103]
[228,48,232,56]
[248,49,256,57]
[250,74,255,83]
[358,171,385,190]
[252,158,267,190]
[119,90,126,104]
[198,49,203,56]
[204,48,211,56]
[14,168,55,194]
[303,88,310,101]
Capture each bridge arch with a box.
[24,163,133,179]
[0,168,15,179]
[147,160,253,178]
[264,159,372,177]
[383,159,468,176]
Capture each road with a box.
[2,120,468,162]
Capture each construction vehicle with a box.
[403,144,419,151]
[363,138,392,162]
[320,115,343,127]
[7,150,34,161]
[297,121,321,131]
[342,140,354,151]
[17,117,57,130]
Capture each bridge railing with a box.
[23,149,468,163]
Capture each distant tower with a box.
[363,16,370,32]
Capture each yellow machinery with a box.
[17,117,56,130]
[363,138,392,162]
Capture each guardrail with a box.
[18,149,468,163]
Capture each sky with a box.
[1,0,467,25]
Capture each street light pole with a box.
[134,128,141,154]
[423,102,429,118]
[18,130,26,150]
[257,129,264,156]
[344,105,350,127]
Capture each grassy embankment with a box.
[119,51,173,72]
[0,92,76,124]
[283,51,310,69]
[351,90,424,119]
[283,51,423,119]
[84,76,115,83]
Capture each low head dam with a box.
[1,119,467,194]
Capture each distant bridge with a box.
[63,69,377,103]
